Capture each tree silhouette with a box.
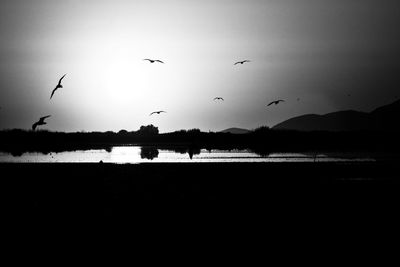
[253,126,270,134]
[137,125,159,136]
[140,146,159,160]
[118,129,128,135]
[187,128,201,134]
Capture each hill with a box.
[273,99,400,132]
[220,128,251,134]
[370,99,400,131]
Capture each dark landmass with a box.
[273,110,372,131]
[220,127,251,134]
[273,99,400,131]
[2,161,400,218]
[1,126,400,157]
[1,100,400,156]
[1,124,399,218]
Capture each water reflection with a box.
[140,146,159,160]
[0,145,381,163]
[248,147,271,157]
[164,147,201,159]
[139,146,202,160]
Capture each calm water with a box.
[0,146,377,163]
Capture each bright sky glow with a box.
[1,0,399,132]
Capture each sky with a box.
[0,0,399,132]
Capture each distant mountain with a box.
[220,127,251,134]
[273,99,400,132]
[370,99,400,131]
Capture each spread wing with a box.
[32,122,38,130]
[58,74,66,85]
[41,115,51,121]
[267,101,275,106]
[149,111,165,115]
[50,87,57,99]
[39,115,51,123]
[155,60,164,63]
[234,60,250,65]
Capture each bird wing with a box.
[244,60,251,63]
[58,74,66,85]
[234,62,240,65]
[267,102,274,106]
[39,115,51,123]
[32,122,38,130]
[50,87,57,99]
[278,100,285,103]
[149,112,156,116]
[156,60,164,63]
[143,59,152,62]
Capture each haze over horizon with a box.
[1,0,399,133]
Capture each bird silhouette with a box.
[32,115,51,131]
[234,60,250,65]
[144,59,164,64]
[267,100,285,106]
[213,97,224,101]
[50,74,66,99]
[149,111,166,116]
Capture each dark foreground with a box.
[1,161,399,218]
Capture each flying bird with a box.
[50,74,66,99]
[234,60,250,65]
[144,59,164,64]
[149,111,166,116]
[267,100,285,106]
[32,115,51,131]
[213,97,224,101]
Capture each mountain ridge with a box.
[272,99,400,132]
[220,127,251,134]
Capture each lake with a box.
[0,146,378,163]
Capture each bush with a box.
[118,129,128,134]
